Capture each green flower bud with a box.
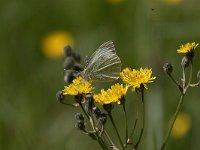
[73,52,81,63]
[75,113,84,121]
[75,120,85,130]
[64,45,73,57]
[64,57,74,70]
[92,107,102,118]
[163,63,173,75]
[73,64,84,72]
[56,91,64,102]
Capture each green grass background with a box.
[0,0,200,149]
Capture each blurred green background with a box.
[1,0,200,149]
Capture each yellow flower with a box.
[177,42,199,54]
[63,77,93,96]
[41,31,74,59]
[94,83,128,105]
[171,112,191,139]
[120,68,156,91]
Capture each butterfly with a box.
[81,41,122,81]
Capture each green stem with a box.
[129,118,138,141]
[160,95,185,150]
[134,89,145,150]
[96,121,114,147]
[182,66,186,89]
[129,92,140,141]
[184,63,193,93]
[169,74,182,92]
[79,103,90,120]
[108,112,125,150]
[91,113,109,150]
[123,103,128,149]
[103,129,117,149]
[189,80,200,87]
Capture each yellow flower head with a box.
[171,112,191,139]
[63,77,93,96]
[177,42,199,54]
[120,68,156,91]
[94,83,128,105]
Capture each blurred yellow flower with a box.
[63,77,93,96]
[94,83,128,105]
[161,0,183,5]
[171,112,191,139]
[107,0,126,4]
[120,68,156,91]
[41,31,74,59]
[177,42,199,54]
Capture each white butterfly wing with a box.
[83,41,121,81]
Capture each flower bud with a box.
[64,45,73,57]
[181,56,190,68]
[73,52,81,63]
[75,120,85,130]
[92,106,102,118]
[163,63,173,75]
[64,57,74,70]
[73,64,84,72]
[64,70,77,84]
[75,113,84,121]
[197,70,200,80]
[56,91,64,102]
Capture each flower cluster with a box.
[62,67,156,105]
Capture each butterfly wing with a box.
[83,41,121,81]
